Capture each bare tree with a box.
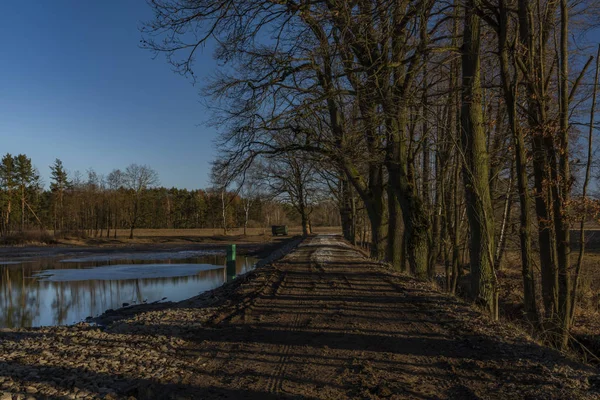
[123,164,159,239]
[235,167,263,236]
[260,154,322,236]
[106,169,124,238]
[210,160,239,235]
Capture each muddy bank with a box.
[0,235,300,330]
[90,236,304,326]
[0,236,295,261]
[0,237,305,400]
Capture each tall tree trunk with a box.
[59,190,64,231]
[422,66,436,279]
[430,141,443,278]
[387,165,430,279]
[385,104,430,279]
[363,164,387,259]
[5,196,11,235]
[299,200,311,236]
[498,0,539,324]
[221,189,227,235]
[106,208,111,238]
[518,0,561,336]
[494,165,513,270]
[460,0,497,316]
[554,0,571,348]
[244,204,249,236]
[129,198,138,240]
[21,186,25,231]
[340,176,356,244]
[114,205,118,239]
[53,201,57,237]
[365,199,386,259]
[387,184,403,270]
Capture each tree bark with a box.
[387,184,403,270]
[497,0,539,324]
[460,0,497,316]
[554,0,571,348]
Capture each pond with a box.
[0,250,257,328]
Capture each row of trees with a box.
[142,0,600,348]
[0,155,342,238]
[0,154,41,234]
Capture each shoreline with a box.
[0,235,292,260]
[0,236,304,331]
[89,236,304,327]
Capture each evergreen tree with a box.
[0,154,16,235]
[50,159,70,233]
[14,154,38,231]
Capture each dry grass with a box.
[106,226,341,237]
[495,247,600,359]
[0,231,58,246]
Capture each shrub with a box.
[0,231,57,245]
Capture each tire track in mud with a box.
[268,236,500,398]
[192,235,599,399]
[262,240,320,396]
[205,268,281,326]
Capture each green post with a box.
[226,244,236,282]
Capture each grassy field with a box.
[107,226,341,238]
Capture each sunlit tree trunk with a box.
[460,0,497,316]
[554,0,571,348]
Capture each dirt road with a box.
[0,235,598,399]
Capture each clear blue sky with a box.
[0,1,217,189]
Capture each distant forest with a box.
[0,154,342,239]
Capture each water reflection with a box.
[0,253,256,328]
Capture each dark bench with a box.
[271,225,288,236]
